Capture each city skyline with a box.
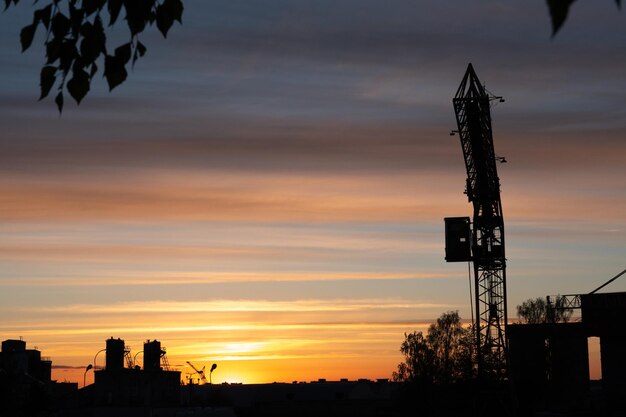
[1,1,625,385]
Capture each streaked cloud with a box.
[17,298,451,315]
[0,271,449,287]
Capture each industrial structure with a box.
[508,288,626,413]
[445,63,508,378]
[89,337,180,407]
[186,361,208,384]
[443,64,626,415]
[0,338,77,415]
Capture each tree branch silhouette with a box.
[4,0,183,112]
[3,1,621,112]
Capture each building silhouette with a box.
[87,337,180,407]
[508,291,626,414]
[0,338,77,416]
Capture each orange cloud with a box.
[0,271,451,287]
[0,170,464,223]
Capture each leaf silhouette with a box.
[20,23,36,51]
[547,0,576,36]
[104,54,127,91]
[67,69,90,104]
[55,91,64,113]
[51,12,71,38]
[39,65,57,100]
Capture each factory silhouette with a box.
[1,336,405,416]
[2,289,626,417]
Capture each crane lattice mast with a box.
[449,63,508,378]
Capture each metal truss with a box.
[453,64,508,378]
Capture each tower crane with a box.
[186,361,208,384]
[445,63,508,378]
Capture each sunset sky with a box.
[0,1,624,385]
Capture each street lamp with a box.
[133,351,143,369]
[209,363,217,384]
[93,348,106,372]
[83,364,93,388]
